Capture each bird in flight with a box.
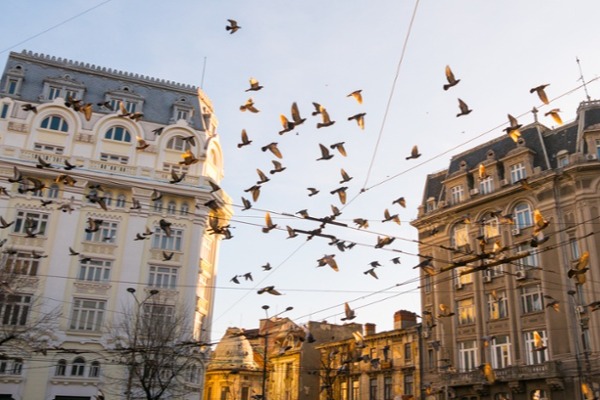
[226,19,241,34]
[339,169,352,184]
[317,144,334,161]
[279,114,295,135]
[392,197,406,208]
[348,113,366,129]
[330,142,347,157]
[544,108,562,125]
[316,105,335,128]
[406,145,421,160]
[270,160,286,174]
[341,302,356,321]
[504,114,522,142]
[347,90,363,104]
[307,188,320,197]
[245,78,263,92]
[261,142,283,159]
[330,186,348,204]
[238,129,252,148]
[532,331,547,351]
[240,98,259,113]
[290,102,306,126]
[257,286,282,295]
[262,212,277,233]
[530,84,550,105]
[456,98,472,117]
[443,65,460,90]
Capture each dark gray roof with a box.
[583,106,600,130]
[422,170,447,203]
[542,123,578,168]
[1,50,206,130]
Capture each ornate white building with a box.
[0,50,231,399]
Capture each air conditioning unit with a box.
[515,270,527,280]
[455,281,463,290]
[470,188,480,196]
[483,275,492,283]
[586,154,597,161]
[511,228,521,236]
[501,179,509,186]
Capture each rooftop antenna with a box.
[200,56,207,89]
[576,56,591,101]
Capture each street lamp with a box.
[258,305,293,400]
[125,287,159,400]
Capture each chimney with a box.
[364,323,376,336]
[394,310,417,330]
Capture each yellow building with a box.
[411,103,600,400]
[0,50,231,399]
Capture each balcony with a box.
[442,362,563,386]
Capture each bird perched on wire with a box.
[406,145,421,160]
[443,65,460,90]
[245,77,263,92]
[226,19,241,34]
[530,84,550,105]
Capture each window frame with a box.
[487,290,508,320]
[524,331,548,364]
[152,227,183,251]
[40,115,69,132]
[509,162,526,184]
[13,210,50,236]
[78,259,112,283]
[514,202,533,229]
[69,298,106,332]
[148,265,179,289]
[458,340,478,372]
[479,176,494,194]
[104,126,132,143]
[450,184,464,205]
[0,294,31,326]
[457,297,476,325]
[490,335,512,369]
[520,285,543,314]
[84,220,118,244]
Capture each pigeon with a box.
[241,197,252,211]
[208,181,221,193]
[238,129,252,148]
[240,98,259,113]
[279,114,295,135]
[307,188,319,197]
[339,169,353,184]
[256,169,270,184]
[330,186,348,204]
[226,19,241,34]
[36,156,53,169]
[504,114,522,143]
[438,303,455,318]
[364,268,378,279]
[136,136,149,151]
[64,160,79,170]
[443,65,460,90]
[159,219,172,237]
[330,204,341,217]
[568,251,590,283]
[231,275,241,284]
[392,197,406,208]
[347,90,363,104]
[169,170,186,184]
[330,142,347,157]
[290,102,306,126]
[311,102,322,116]
[391,257,401,265]
[545,108,563,125]
[533,209,550,235]
[382,209,400,224]
[317,254,338,271]
[456,98,472,117]
[348,113,366,129]
[80,103,93,121]
[286,226,298,239]
[245,78,263,92]
[22,103,37,113]
[243,272,253,281]
[261,142,283,159]
[478,163,489,180]
[244,185,261,202]
[152,127,164,136]
[0,216,14,229]
[261,262,272,271]
[530,84,550,105]
[543,295,560,312]
[480,363,496,384]
[269,160,286,174]
[257,286,282,295]
[8,167,24,183]
[130,198,142,210]
[341,302,356,321]
[179,149,199,165]
[532,331,547,351]
[162,252,174,261]
[316,105,335,128]
[262,212,277,233]
[353,218,369,229]
[150,189,162,202]
[296,209,309,218]
[406,145,421,160]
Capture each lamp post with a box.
[125,287,159,400]
[259,305,293,400]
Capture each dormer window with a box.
[450,185,464,205]
[105,87,144,115]
[3,65,24,96]
[509,162,526,184]
[556,150,569,167]
[42,75,85,101]
[172,97,194,123]
[479,176,494,195]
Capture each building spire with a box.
[576,56,591,101]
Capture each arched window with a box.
[451,223,470,250]
[103,191,113,207]
[153,200,163,213]
[166,201,176,215]
[40,115,68,132]
[514,203,533,229]
[47,184,60,199]
[89,361,100,377]
[104,126,132,142]
[180,202,189,216]
[116,194,126,208]
[166,135,192,151]
[55,359,67,376]
[481,214,499,239]
[71,357,85,376]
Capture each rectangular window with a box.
[423,275,432,293]
[100,153,129,164]
[488,291,508,320]
[0,103,8,119]
[34,143,64,155]
[516,243,538,269]
[220,387,230,400]
[483,218,499,238]
[369,378,377,400]
[384,376,393,400]
[0,294,31,326]
[509,162,526,184]
[453,224,469,248]
[491,335,511,368]
[404,342,412,361]
[143,304,175,326]
[341,382,348,400]
[479,176,494,194]
[78,259,112,282]
[521,285,543,314]
[596,139,600,160]
[458,340,478,372]
[569,236,581,260]
[7,79,18,95]
[557,154,569,167]
[525,330,548,364]
[456,266,473,286]
[84,220,118,244]
[427,348,435,371]
[148,265,178,289]
[6,252,39,276]
[352,379,360,400]
[176,109,189,121]
[450,185,464,205]
[162,163,189,174]
[70,298,106,331]
[48,86,61,99]
[13,211,49,236]
[457,298,475,325]
[404,374,414,396]
[152,228,183,251]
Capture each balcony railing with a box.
[442,362,562,386]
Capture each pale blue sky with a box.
[2,1,600,342]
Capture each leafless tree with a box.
[107,296,206,400]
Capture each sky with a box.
[2,0,600,343]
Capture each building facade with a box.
[411,103,600,400]
[316,311,422,400]
[0,50,231,399]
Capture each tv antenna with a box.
[576,56,591,101]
